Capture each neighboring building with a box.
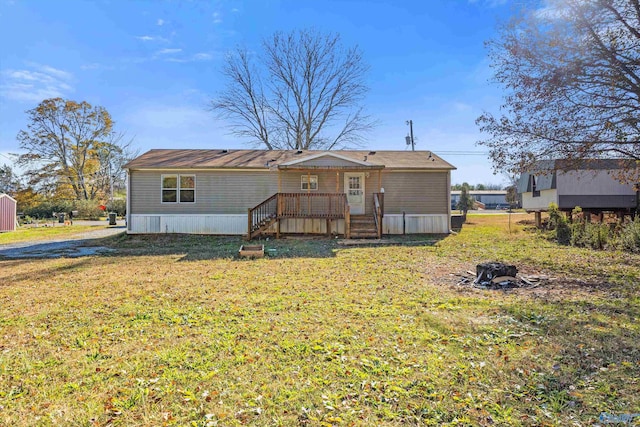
[124,149,456,238]
[0,193,17,232]
[451,190,509,210]
[517,159,638,214]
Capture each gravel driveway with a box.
[0,224,126,259]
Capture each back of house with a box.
[124,149,456,237]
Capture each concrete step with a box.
[350,231,380,238]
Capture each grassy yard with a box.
[1,214,638,426]
[0,224,111,245]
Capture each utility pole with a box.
[109,159,114,204]
[405,120,415,151]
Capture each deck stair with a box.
[349,215,379,239]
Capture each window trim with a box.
[301,175,318,191]
[161,174,196,204]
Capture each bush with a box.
[585,222,610,250]
[548,203,571,245]
[613,218,640,253]
[23,199,73,219]
[106,199,126,216]
[73,199,104,220]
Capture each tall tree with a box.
[212,29,374,150]
[16,98,133,201]
[457,184,475,221]
[477,0,640,180]
[0,164,20,196]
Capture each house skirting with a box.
[129,214,247,235]
[382,214,450,234]
[128,214,450,235]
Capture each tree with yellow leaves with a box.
[16,98,133,201]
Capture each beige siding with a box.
[129,170,278,215]
[295,156,364,167]
[522,189,558,211]
[279,170,341,193]
[381,171,449,215]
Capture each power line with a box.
[433,151,490,156]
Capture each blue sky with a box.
[0,0,517,185]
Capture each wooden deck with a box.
[248,192,384,240]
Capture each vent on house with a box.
[369,151,376,155]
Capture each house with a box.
[123,149,456,238]
[451,190,509,210]
[0,193,17,232]
[517,159,638,224]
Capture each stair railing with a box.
[247,193,278,239]
[373,193,384,238]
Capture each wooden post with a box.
[278,170,282,192]
[345,205,351,238]
[535,211,542,228]
[378,170,382,192]
[247,208,252,240]
[336,171,339,192]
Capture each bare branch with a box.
[478,0,640,183]
[211,29,375,150]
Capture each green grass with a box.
[0,224,111,244]
[1,214,638,426]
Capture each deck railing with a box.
[248,192,350,239]
[278,192,347,219]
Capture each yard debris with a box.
[452,262,548,290]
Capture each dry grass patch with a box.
[1,214,638,426]
[0,225,111,245]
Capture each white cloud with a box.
[213,12,222,24]
[231,8,239,13]
[136,35,168,43]
[0,63,73,103]
[157,48,182,55]
[157,18,164,26]
[193,52,213,61]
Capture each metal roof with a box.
[124,149,456,171]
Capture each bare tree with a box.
[17,98,135,201]
[212,29,374,150]
[476,0,640,181]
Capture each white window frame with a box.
[161,174,196,203]
[301,175,318,191]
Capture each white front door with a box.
[344,173,365,214]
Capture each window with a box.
[301,175,318,190]
[530,175,540,197]
[162,174,195,203]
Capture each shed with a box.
[0,193,17,232]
